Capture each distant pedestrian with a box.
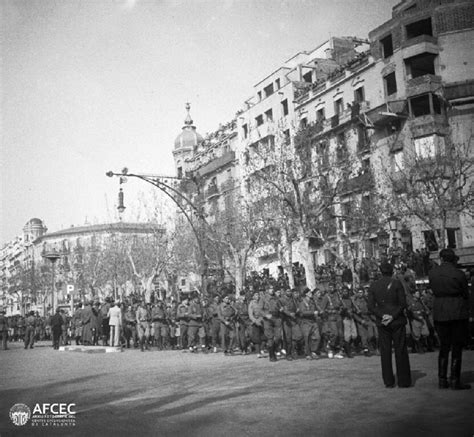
[24,311,36,349]
[0,308,9,350]
[107,301,122,347]
[428,248,471,390]
[50,308,64,350]
[368,262,411,388]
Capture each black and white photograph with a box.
[1,0,473,435]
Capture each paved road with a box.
[1,342,473,437]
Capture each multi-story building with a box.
[172,0,474,289]
[0,220,164,315]
[293,0,474,267]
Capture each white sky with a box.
[0,0,398,245]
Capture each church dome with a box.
[174,103,204,150]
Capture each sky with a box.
[0,0,399,245]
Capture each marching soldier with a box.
[123,304,137,348]
[280,288,299,360]
[297,288,320,360]
[24,311,36,349]
[136,301,151,352]
[261,286,282,362]
[248,291,265,358]
[234,294,250,354]
[151,300,170,350]
[340,286,357,358]
[319,283,345,359]
[218,295,236,355]
[408,290,430,354]
[187,295,204,352]
[177,296,191,349]
[352,287,377,356]
[208,295,221,353]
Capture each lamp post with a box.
[106,169,210,295]
[42,251,60,314]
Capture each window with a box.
[334,98,344,115]
[275,78,281,89]
[406,17,432,39]
[281,99,289,116]
[303,71,312,83]
[354,86,365,103]
[414,135,436,159]
[380,34,393,58]
[414,134,445,158]
[264,83,274,98]
[177,166,183,178]
[316,107,325,122]
[300,117,308,129]
[410,94,431,117]
[423,230,438,252]
[256,115,264,126]
[384,72,397,96]
[264,108,273,122]
[446,228,457,249]
[257,91,262,101]
[393,150,404,170]
[405,53,436,78]
[242,123,248,139]
[283,129,290,145]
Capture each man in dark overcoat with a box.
[368,262,411,388]
[428,248,471,390]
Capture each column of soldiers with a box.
[1,274,470,359]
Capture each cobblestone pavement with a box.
[0,341,473,437]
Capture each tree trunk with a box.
[296,237,316,290]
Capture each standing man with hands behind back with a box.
[368,262,411,388]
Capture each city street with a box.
[1,343,473,436]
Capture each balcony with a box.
[402,35,439,60]
[365,100,408,126]
[409,114,449,138]
[340,172,374,194]
[406,74,442,98]
[197,151,236,177]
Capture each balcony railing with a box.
[406,74,442,98]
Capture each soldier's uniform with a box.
[280,290,300,360]
[320,287,345,358]
[208,297,221,351]
[341,290,358,358]
[234,297,250,354]
[16,316,25,342]
[24,312,36,349]
[408,292,430,353]
[123,305,137,348]
[187,297,204,351]
[136,304,151,352]
[72,305,83,345]
[353,289,377,355]
[177,299,190,349]
[151,302,169,350]
[297,290,320,359]
[261,289,282,362]
[217,296,236,354]
[248,293,265,357]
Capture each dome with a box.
[174,103,204,150]
[25,218,44,227]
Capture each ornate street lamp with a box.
[42,251,60,314]
[117,187,126,215]
[388,214,399,233]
